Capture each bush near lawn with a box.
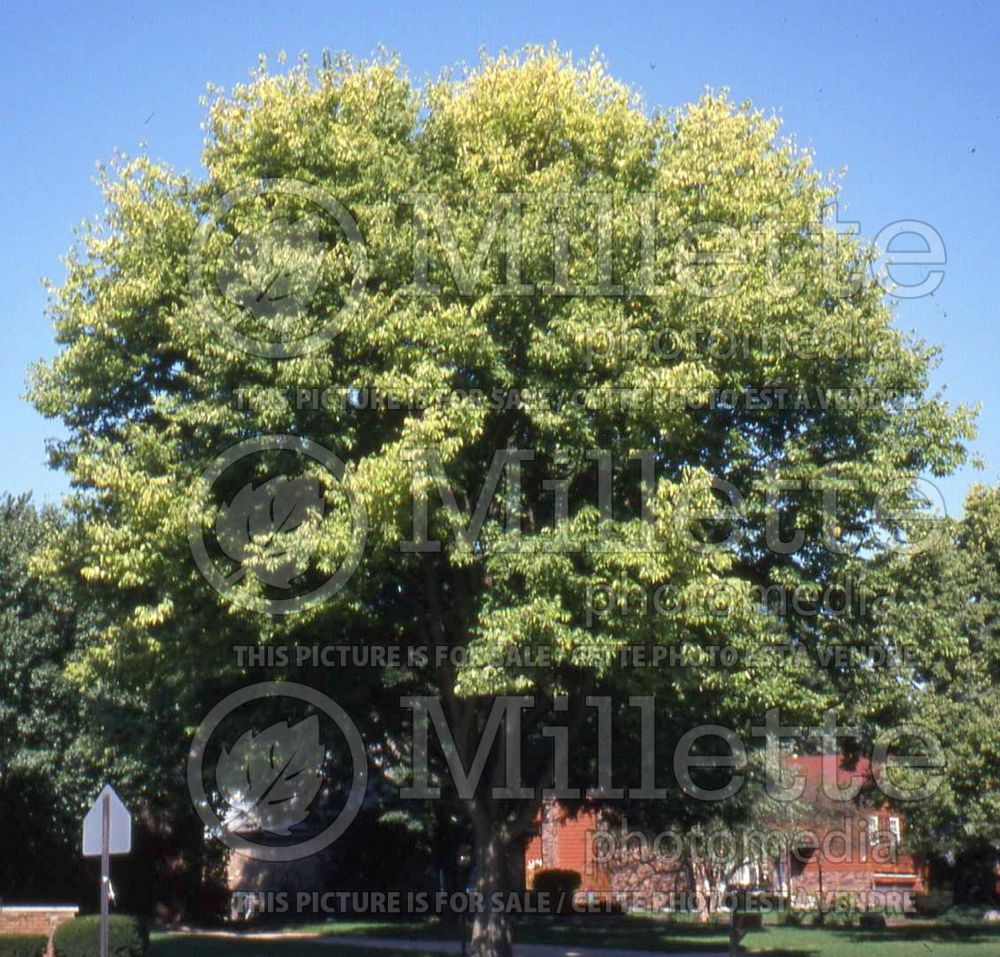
[0,935,48,957]
[530,869,582,913]
[52,916,146,957]
[915,891,955,917]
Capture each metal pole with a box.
[101,792,110,957]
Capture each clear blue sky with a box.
[2,1,997,514]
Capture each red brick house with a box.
[524,754,928,913]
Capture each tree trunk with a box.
[469,811,513,957]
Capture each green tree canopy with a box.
[879,484,1000,863]
[0,494,92,897]
[30,48,975,954]
[0,493,229,914]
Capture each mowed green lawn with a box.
[750,923,1000,956]
[149,916,1000,957]
[309,915,1000,955]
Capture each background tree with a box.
[878,483,1000,904]
[0,494,94,899]
[30,48,974,955]
[0,493,229,917]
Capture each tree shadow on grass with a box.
[740,952,816,957]
[150,933,443,957]
[512,914,742,951]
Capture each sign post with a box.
[100,792,110,957]
[83,786,132,957]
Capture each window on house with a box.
[889,817,901,841]
[869,814,881,844]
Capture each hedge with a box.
[859,912,887,930]
[52,917,145,957]
[914,891,954,917]
[0,935,48,957]
[531,868,582,912]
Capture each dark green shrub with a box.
[914,891,954,917]
[824,913,855,929]
[52,916,145,957]
[860,912,887,930]
[0,935,48,957]
[943,905,991,925]
[531,868,582,912]
[780,909,804,926]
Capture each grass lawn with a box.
[750,922,1000,956]
[303,914,730,950]
[149,914,1000,956]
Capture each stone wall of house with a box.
[609,852,689,902]
[524,758,931,913]
[525,803,928,913]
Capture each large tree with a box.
[30,48,974,954]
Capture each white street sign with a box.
[82,785,132,857]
